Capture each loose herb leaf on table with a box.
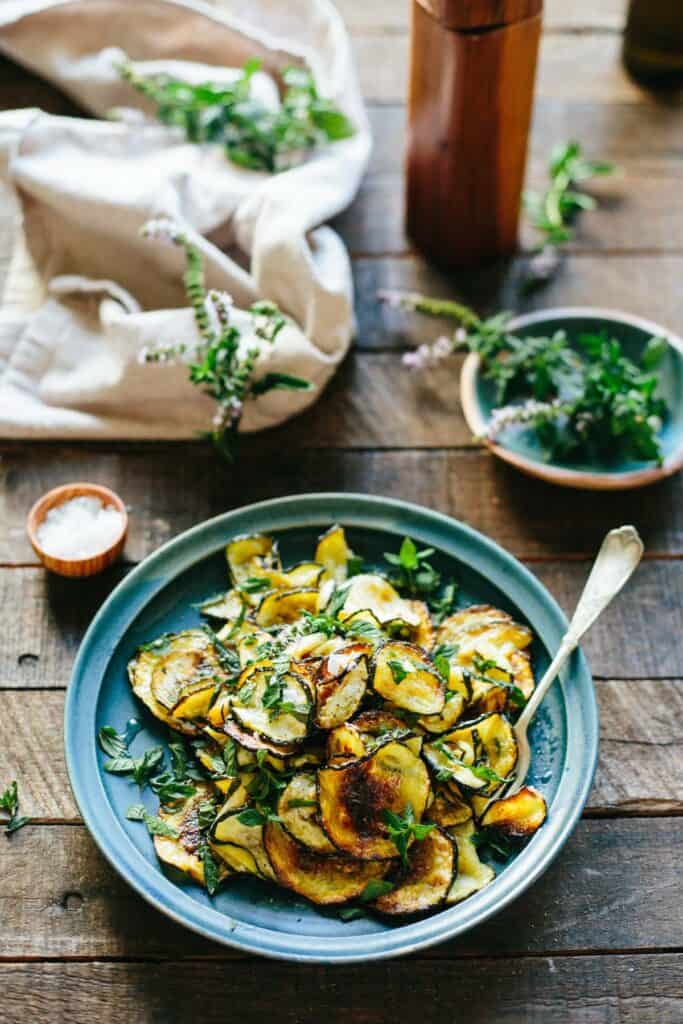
[117,58,354,173]
[1,780,29,836]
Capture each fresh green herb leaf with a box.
[251,372,312,396]
[118,58,353,174]
[387,659,409,684]
[384,537,441,597]
[223,738,239,779]
[149,772,197,805]
[131,747,165,788]
[381,804,435,868]
[471,827,521,861]
[98,725,128,758]
[0,780,29,835]
[126,804,179,838]
[429,580,458,625]
[338,905,367,922]
[359,879,394,902]
[201,843,221,896]
[347,554,364,577]
[197,800,218,832]
[239,576,272,594]
[431,643,458,681]
[285,798,319,810]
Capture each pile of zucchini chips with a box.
[128,526,547,916]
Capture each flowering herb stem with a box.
[140,219,311,461]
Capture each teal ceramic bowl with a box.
[65,494,598,963]
[460,308,683,490]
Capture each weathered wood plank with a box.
[3,446,683,566]
[3,954,681,1023]
[354,254,683,348]
[3,680,680,820]
[0,560,680,688]
[1,820,681,961]
[336,0,625,33]
[354,33,644,105]
[335,159,683,255]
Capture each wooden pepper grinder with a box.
[406,0,543,268]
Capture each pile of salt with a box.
[36,496,125,560]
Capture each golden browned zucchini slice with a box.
[436,605,512,645]
[230,660,312,745]
[127,630,214,737]
[371,640,445,715]
[226,533,280,586]
[318,740,431,860]
[234,628,271,667]
[371,827,455,915]
[198,589,246,621]
[256,588,319,627]
[338,574,420,627]
[419,662,470,735]
[210,807,276,880]
[145,630,226,712]
[424,713,517,796]
[426,787,473,827]
[446,820,495,904]
[352,709,422,758]
[314,642,371,730]
[223,719,297,758]
[264,822,389,905]
[480,786,547,836]
[172,681,218,722]
[326,722,366,765]
[315,524,353,584]
[154,785,224,886]
[278,774,336,854]
[404,600,435,650]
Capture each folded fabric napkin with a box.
[0,0,370,438]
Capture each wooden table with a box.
[1,2,682,1020]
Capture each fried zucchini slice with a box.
[278,773,336,854]
[234,628,271,667]
[371,640,445,715]
[405,600,435,650]
[318,740,431,860]
[424,713,517,797]
[446,820,495,904]
[230,659,312,745]
[198,589,246,621]
[480,786,547,836]
[128,633,219,737]
[314,642,370,730]
[256,588,319,627]
[372,827,455,915]
[224,719,297,758]
[142,629,226,713]
[264,822,388,905]
[210,807,276,880]
[426,786,473,827]
[315,524,353,584]
[154,785,224,887]
[226,533,280,587]
[352,709,422,758]
[327,722,366,765]
[172,681,218,722]
[436,605,512,645]
[419,663,470,735]
[338,574,420,627]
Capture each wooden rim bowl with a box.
[26,483,128,577]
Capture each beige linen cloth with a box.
[0,0,371,437]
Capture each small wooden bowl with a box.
[27,483,128,578]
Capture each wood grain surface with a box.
[1,1,682,1021]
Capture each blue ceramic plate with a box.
[460,307,683,490]
[65,494,598,963]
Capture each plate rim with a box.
[460,305,683,491]
[65,493,598,963]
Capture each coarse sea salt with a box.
[36,495,124,560]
